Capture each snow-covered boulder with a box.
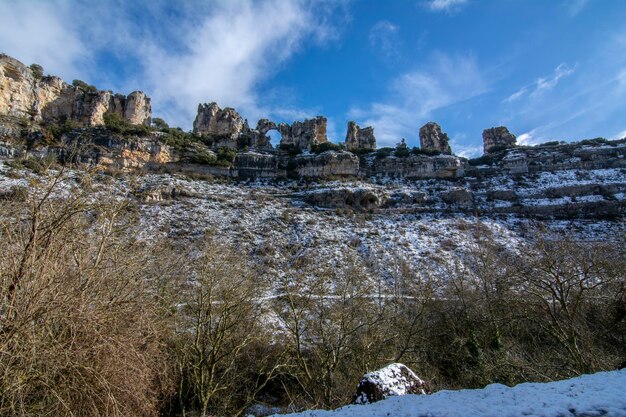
[352,363,430,404]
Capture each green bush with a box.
[310,142,342,154]
[72,79,98,93]
[103,112,150,136]
[580,137,608,146]
[189,151,217,165]
[539,141,561,147]
[375,147,394,159]
[411,147,442,156]
[151,117,169,131]
[29,63,44,80]
[348,148,374,156]
[216,147,237,164]
[48,119,81,139]
[279,144,302,157]
[468,154,498,166]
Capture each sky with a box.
[1,0,626,156]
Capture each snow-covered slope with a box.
[275,370,626,417]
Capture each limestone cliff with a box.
[279,116,328,150]
[483,126,516,153]
[0,54,151,129]
[419,122,452,154]
[192,102,244,148]
[345,121,376,151]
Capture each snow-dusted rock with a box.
[352,363,429,404]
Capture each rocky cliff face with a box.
[289,151,360,178]
[192,102,244,148]
[0,54,151,129]
[483,126,517,153]
[278,116,328,150]
[419,122,452,154]
[345,121,376,151]
[368,154,466,179]
[57,127,172,169]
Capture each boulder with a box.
[353,363,430,404]
[278,116,328,150]
[419,122,452,154]
[441,188,474,205]
[483,126,517,154]
[345,121,376,151]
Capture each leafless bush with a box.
[0,169,172,417]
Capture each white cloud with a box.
[517,130,542,146]
[449,135,482,158]
[369,20,400,59]
[503,63,575,103]
[0,1,87,80]
[0,0,345,129]
[503,87,528,103]
[425,0,468,12]
[349,53,488,147]
[136,0,343,127]
[612,129,626,140]
[565,0,589,16]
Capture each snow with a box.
[274,370,626,417]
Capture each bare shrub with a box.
[0,169,172,417]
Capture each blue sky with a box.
[1,0,626,155]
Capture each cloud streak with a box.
[349,53,488,147]
[504,63,575,103]
[369,20,401,59]
[424,0,468,13]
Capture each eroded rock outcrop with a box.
[192,102,244,148]
[419,122,451,154]
[0,54,151,128]
[247,119,277,148]
[279,116,327,150]
[483,126,517,154]
[353,363,430,404]
[345,121,376,151]
[290,151,359,178]
[303,187,387,210]
[370,154,466,179]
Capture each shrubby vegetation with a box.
[103,112,150,136]
[279,143,303,156]
[71,79,98,93]
[310,142,343,154]
[0,167,624,416]
[411,147,442,156]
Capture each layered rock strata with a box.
[483,126,517,153]
[419,122,452,154]
[0,54,151,127]
[345,121,376,151]
[278,116,328,150]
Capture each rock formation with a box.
[483,126,517,154]
[278,116,327,150]
[353,363,430,404]
[419,122,451,154]
[192,102,245,148]
[290,151,359,178]
[0,54,151,127]
[248,119,277,148]
[345,121,376,151]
